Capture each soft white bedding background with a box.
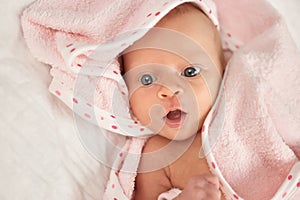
[0,0,299,200]
[0,1,109,200]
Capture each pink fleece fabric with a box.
[204,0,300,199]
[205,16,300,198]
[21,0,300,199]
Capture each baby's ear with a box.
[118,56,125,75]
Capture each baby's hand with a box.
[175,174,221,200]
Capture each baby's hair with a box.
[120,4,199,74]
[121,3,225,74]
[161,3,226,70]
[159,3,204,24]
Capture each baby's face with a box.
[123,8,224,140]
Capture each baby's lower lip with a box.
[163,110,187,128]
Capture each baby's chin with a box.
[156,124,200,141]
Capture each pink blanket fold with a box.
[205,14,300,199]
[21,0,300,199]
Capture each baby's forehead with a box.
[123,28,211,60]
[125,27,206,52]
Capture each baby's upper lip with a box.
[164,107,187,116]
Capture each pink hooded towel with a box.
[21,0,300,199]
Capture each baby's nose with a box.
[157,85,183,99]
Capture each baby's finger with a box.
[203,173,220,189]
[196,181,222,200]
[201,189,221,200]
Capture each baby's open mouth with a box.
[163,109,187,128]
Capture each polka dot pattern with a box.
[200,94,243,200]
[211,162,216,169]
[47,1,300,200]
[112,125,118,129]
[282,192,287,198]
[84,113,91,118]
[199,99,300,200]
[86,103,92,107]
[50,79,150,136]
[55,90,61,96]
[42,0,222,139]
[72,98,78,104]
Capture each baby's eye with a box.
[182,66,201,77]
[139,74,156,86]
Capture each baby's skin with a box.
[123,3,225,200]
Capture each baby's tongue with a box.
[167,110,182,120]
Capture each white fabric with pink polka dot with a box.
[49,0,222,138]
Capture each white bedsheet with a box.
[0,0,299,200]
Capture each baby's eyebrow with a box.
[186,63,209,70]
[180,53,211,67]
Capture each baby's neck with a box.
[166,131,209,187]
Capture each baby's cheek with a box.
[196,89,213,127]
[129,95,151,124]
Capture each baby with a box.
[123,3,225,200]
